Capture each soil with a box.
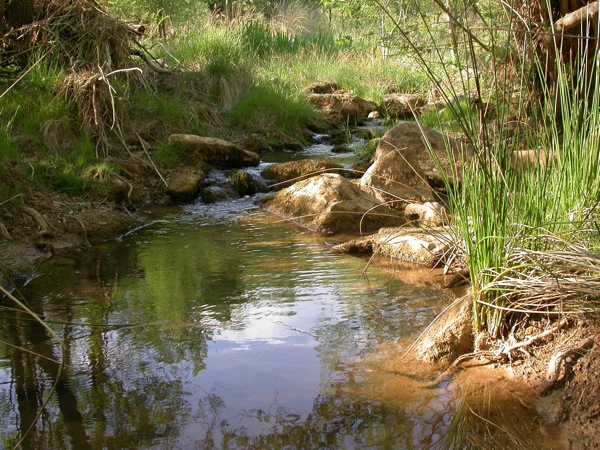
[1,154,599,449]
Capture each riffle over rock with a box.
[259,173,404,234]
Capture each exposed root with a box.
[423,318,571,389]
[21,206,53,238]
[0,221,11,240]
[546,338,594,383]
[500,318,569,358]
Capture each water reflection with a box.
[0,207,554,448]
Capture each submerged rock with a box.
[259,173,404,234]
[333,226,452,267]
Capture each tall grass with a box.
[378,0,600,337]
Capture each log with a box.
[555,1,599,34]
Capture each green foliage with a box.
[152,143,186,168]
[355,138,379,165]
[127,90,203,133]
[240,20,341,58]
[32,136,101,195]
[420,99,477,135]
[386,0,600,336]
[0,59,68,152]
[0,111,20,162]
[103,0,205,35]
[227,82,317,135]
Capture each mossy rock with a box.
[229,171,266,197]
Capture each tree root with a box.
[423,318,570,389]
[0,221,10,240]
[546,338,594,383]
[22,206,53,238]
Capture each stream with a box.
[0,138,560,449]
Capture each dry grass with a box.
[478,242,600,316]
[6,0,150,155]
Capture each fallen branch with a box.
[555,1,599,34]
[130,48,173,74]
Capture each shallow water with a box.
[0,201,560,449]
[0,187,559,447]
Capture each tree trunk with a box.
[1,1,5,35]
[5,0,34,29]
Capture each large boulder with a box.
[261,159,344,189]
[381,93,427,119]
[168,134,260,169]
[360,122,466,208]
[308,93,376,119]
[260,173,404,234]
[333,226,452,267]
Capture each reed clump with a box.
[376,0,600,338]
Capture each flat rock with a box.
[333,226,452,267]
[168,134,260,168]
[261,159,344,188]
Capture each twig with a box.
[132,127,168,187]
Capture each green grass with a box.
[394,1,600,336]
[152,143,187,168]
[227,82,317,135]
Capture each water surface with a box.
[0,198,557,449]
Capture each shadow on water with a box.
[0,201,562,449]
